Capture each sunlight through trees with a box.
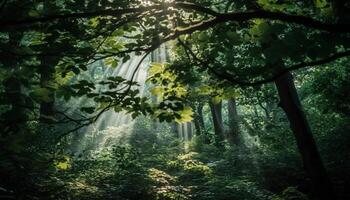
[0,0,349,199]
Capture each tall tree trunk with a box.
[39,59,56,122]
[187,122,193,140]
[193,103,205,135]
[227,99,240,145]
[39,1,59,123]
[274,72,335,200]
[193,118,202,136]
[172,123,178,136]
[197,103,205,130]
[209,101,224,146]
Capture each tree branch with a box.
[223,50,350,86]
[1,2,349,33]
[178,39,350,86]
[0,5,163,29]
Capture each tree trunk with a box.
[186,122,193,140]
[209,101,224,146]
[193,118,202,136]
[227,99,240,145]
[197,103,205,130]
[39,1,59,123]
[172,123,178,136]
[274,72,336,200]
[39,60,56,122]
[193,103,205,135]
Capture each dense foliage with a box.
[0,0,349,200]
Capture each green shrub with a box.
[272,187,309,200]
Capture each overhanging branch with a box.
[1,2,349,33]
[178,39,350,86]
[0,5,162,29]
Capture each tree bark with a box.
[193,103,205,135]
[197,103,205,130]
[186,122,193,140]
[274,72,336,200]
[39,1,60,123]
[209,101,224,146]
[193,118,202,136]
[227,99,240,145]
[39,59,56,122]
[172,122,178,136]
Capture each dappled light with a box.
[1,0,350,200]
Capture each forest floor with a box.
[37,143,283,200]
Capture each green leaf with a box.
[33,88,53,103]
[79,65,88,71]
[175,106,193,123]
[90,17,99,28]
[148,63,164,76]
[212,95,222,104]
[150,87,164,96]
[104,57,119,68]
[114,105,122,112]
[122,55,131,63]
[81,107,95,114]
[131,112,139,119]
[112,29,124,36]
[28,10,39,17]
[222,89,239,99]
[226,31,242,45]
[72,67,80,75]
[55,156,71,170]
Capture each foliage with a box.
[0,0,350,199]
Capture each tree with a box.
[209,100,225,146]
[1,0,350,199]
[193,102,205,135]
[227,99,240,145]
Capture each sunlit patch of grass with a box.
[68,180,99,195]
[148,168,191,200]
[177,152,199,160]
[149,168,175,188]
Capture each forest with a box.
[0,0,349,199]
